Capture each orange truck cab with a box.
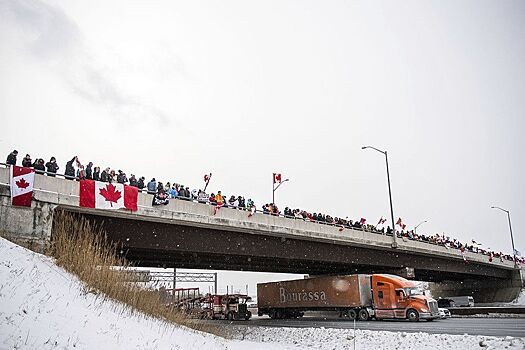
[372,274,439,321]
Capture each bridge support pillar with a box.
[429,269,524,303]
[0,193,55,253]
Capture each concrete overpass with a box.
[0,166,522,302]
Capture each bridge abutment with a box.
[0,189,54,253]
[429,269,524,303]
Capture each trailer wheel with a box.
[347,310,357,320]
[406,309,419,322]
[358,309,369,321]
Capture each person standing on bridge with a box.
[45,157,59,177]
[64,156,77,180]
[33,158,45,174]
[6,150,18,165]
[137,176,145,190]
[85,162,93,180]
[93,167,100,181]
[147,178,157,194]
[21,154,32,168]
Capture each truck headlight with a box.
[420,308,428,312]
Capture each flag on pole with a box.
[204,174,210,183]
[514,249,521,257]
[377,217,386,225]
[79,180,138,211]
[10,165,35,207]
[359,218,366,225]
[396,217,406,230]
[273,173,282,184]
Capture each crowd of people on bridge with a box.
[4,149,522,265]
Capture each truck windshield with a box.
[404,287,423,296]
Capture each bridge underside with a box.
[58,210,514,284]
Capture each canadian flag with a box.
[273,173,282,184]
[377,217,387,225]
[79,180,138,211]
[10,165,35,207]
[396,217,406,230]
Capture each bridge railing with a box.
[0,163,517,266]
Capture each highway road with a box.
[221,316,525,338]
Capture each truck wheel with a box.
[406,309,419,322]
[358,309,369,321]
[347,310,357,320]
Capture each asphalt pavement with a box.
[221,316,525,338]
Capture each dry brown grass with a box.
[48,211,228,337]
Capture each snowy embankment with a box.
[1,236,523,350]
[0,237,284,350]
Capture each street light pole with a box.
[362,146,398,248]
[273,178,289,205]
[491,206,517,268]
[414,220,428,234]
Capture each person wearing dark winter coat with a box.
[85,162,93,180]
[45,157,59,176]
[33,159,45,174]
[100,168,109,182]
[6,150,18,165]
[116,170,128,184]
[93,167,100,181]
[137,176,145,190]
[129,174,138,187]
[64,157,77,180]
[22,154,32,168]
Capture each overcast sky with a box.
[1,0,524,293]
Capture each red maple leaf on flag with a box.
[99,183,122,207]
[15,178,30,189]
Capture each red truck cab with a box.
[372,274,439,321]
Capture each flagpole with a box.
[203,173,212,192]
[272,174,275,204]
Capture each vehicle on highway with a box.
[438,296,474,307]
[257,274,440,321]
[438,308,451,319]
[177,293,252,320]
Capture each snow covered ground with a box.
[1,236,523,349]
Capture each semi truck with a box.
[257,274,439,321]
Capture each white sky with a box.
[1,0,524,292]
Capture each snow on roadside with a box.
[1,236,523,350]
[0,237,293,350]
[238,326,525,350]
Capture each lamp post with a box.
[362,146,398,248]
[491,206,517,268]
[414,220,428,234]
[273,178,289,205]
